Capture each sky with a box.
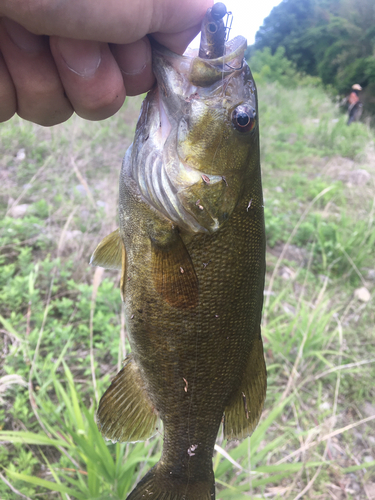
[190,0,283,48]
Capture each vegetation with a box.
[252,0,375,115]
[0,70,374,498]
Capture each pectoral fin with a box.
[151,233,198,310]
[97,354,158,443]
[224,333,267,440]
[90,229,124,270]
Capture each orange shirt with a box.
[348,92,359,106]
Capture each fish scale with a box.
[90,4,266,499]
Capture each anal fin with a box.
[224,333,267,440]
[90,229,124,270]
[151,233,198,310]
[97,354,158,443]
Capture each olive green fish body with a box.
[93,26,266,500]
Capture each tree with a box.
[254,0,375,100]
[255,0,318,74]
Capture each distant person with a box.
[347,84,363,125]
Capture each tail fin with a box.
[127,465,215,500]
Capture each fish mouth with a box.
[151,35,247,97]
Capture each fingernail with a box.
[2,18,46,53]
[57,38,101,78]
[112,38,149,76]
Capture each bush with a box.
[248,47,322,88]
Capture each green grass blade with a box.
[250,393,294,452]
[0,314,25,342]
[342,460,375,473]
[63,361,85,432]
[0,431,68,448]
[5,469,87,500]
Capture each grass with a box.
[0,77,374,499]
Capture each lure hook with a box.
[224,11,233,42]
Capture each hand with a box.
[0,0,212,126]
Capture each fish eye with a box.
[231,105,256,133]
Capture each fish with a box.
[90,3,266,499]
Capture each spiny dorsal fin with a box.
[151,234,198,310]
[90,229,123,270]
[97,354,158,443]
[224,332,267,440]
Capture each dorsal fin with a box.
[224,332,267,440]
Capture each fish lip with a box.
[151,35,247,67]
[189,37,248,87]
[151,35,247,95]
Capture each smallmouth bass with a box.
[91,4,266,499]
